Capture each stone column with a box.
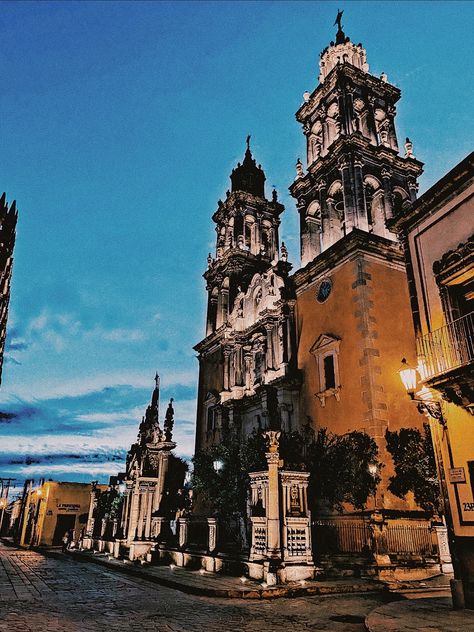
[264,431,281,560]
[234,344,243,386]
[178,517,189,549]
[381,167,393,220]
[265,324,275,370]
[136,489,146,540]
[86,485,98,538]
[120,488,131,539]
[223,348,231,391]
[154,450,172,513]
[353,157,368,231]
[339,156,355,233]
[208,518,218,554]
[144,488,154,540]
[318,179,329,250]
[243,348,253,391]
[127,484,140,544]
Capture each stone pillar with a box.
[127,484,140,544]
[86,485,98,538]
[264,431,281,561]
[223,348,231,391]
[318,180,329,251]
[234,344,243,386]
[208,518,218,554]
[369,511,390,565]
[243,348,252,391]
[381,167,393,220]
[265,324,275,370]
[144,488,154,540]
[136,489,146,540]
[154,450,171,513]
[353,158,368,231]
[339,156,355,233]
[178,517,189,549]
[434,523,454,574]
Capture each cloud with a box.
[1,368,196,401]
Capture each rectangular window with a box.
[207,408,214,431]
[468,461,474,499]
[323,354,336,390]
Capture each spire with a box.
[151,372,160,410]
[230,137,266,198]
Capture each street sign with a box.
[448,467,466,483]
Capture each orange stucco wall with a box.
[296,250,427,511]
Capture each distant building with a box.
[18,481,93,548]
[83,376,188,561]
[392,152,474,607]
[0,192,17,385]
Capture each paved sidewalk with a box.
[67,548,385,599]
[366,596,474,632]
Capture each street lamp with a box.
[398,358,418,398]
[213,459,224,473]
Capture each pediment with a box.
[309,333,340,354]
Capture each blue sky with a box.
[0,1,472,494]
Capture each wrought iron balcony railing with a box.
[417,311,474,381]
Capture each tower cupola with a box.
[230,135,266,198]
[319,10,369,83]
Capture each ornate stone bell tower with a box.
[290,14,423,266]
[195,139,300,454]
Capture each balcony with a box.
[417,311,474,381]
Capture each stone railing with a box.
[249,516,267,560]
[283,516,312,562]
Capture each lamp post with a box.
[397,358,464,609]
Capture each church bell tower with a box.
[290,13,423,266]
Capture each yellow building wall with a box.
[29,482,92,546]
[296,249,428,512]
[408,182,473,332]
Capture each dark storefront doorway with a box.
[52,513,76,546]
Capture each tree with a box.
[192,427,380,517]
[307,428,381,513]
[385,422,440,513]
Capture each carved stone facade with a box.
[290,22,422,266]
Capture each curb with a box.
[66,550,386,600]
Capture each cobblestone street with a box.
[0,544,396,631]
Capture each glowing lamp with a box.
[213,459,224,473]
[398,358,418,398]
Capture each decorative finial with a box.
[281,241,288,262]
[296,158,304,179]
[154,372,160,389]
[405,137,415,159]
[334,8,344,32]
[207,252,213,269]
[164,397,175,442]
[246,134,251,150]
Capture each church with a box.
[193,15,445,575]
